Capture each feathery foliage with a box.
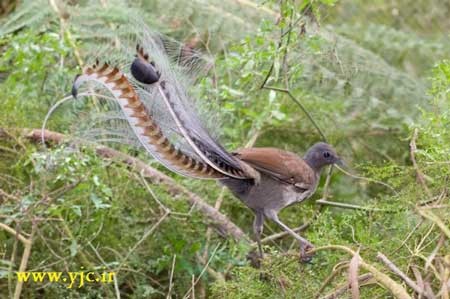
[0,0,448,298]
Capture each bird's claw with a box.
[299,243,315,263]
[247,250,263,268]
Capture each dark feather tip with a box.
[71,74,81,98]
[130,58,160,84]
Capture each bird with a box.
[224,145,341,261]
[70,34,341,262]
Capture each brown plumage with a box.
[234,148,316,188]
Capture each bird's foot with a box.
[299,243,315,263]
[247,250,263,268]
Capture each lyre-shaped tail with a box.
[70,28,259,182]
[72,62,225,179]
[131,45,260,181]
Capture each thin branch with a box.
[377,252,424,295]
[316,199,393,212]
[417,208,450,239]
[410,128,432,197]
[394,219,424,252]
[314,262,349,298]
[262,86,327,141]
[320,273,374,299]
[13,221,36,299]
[0,188,20,201]
[196,253,225,282]
[251,222,309,248]
[87,242,121,298]
[48,0,83,66]
[0,128,250,243]
[425,233,445,270]
[349,249,361,299]
[167,254,176,299]
[335,164,398,195]
[309,245,412,299]
[322,166,334,200]
[411,266,425,298]
[0,222,31,245]
[183,244,221,299]
[117,210,170,273]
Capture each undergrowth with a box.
[0,1,448,298]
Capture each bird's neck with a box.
[304,155,323,174]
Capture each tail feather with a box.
[134,45,259,181]
[72,62,224,179]
[69,27,259,182]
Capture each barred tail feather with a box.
[134,45,259,181]
[72,62,225,179]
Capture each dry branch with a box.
[320,273,373,299]
[348,250,361,299]
[377,252,424,295]
[0,128,250,243]
[0,221,38,299]
[309,245,412,299]
[410,128,431,197]
[252,222,309,248]
[0,223,30,245]
[416,208,450,239]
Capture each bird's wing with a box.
[233,147,316,188]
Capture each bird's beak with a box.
[335,158,345,167]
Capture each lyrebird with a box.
[70,33,341,262]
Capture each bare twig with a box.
[335,164,398,195]
[191,274,195,299]
[322,166,334,200]
[411,266,425,298]
[167,254,176,299]
[0,128,250,243]
[377,252,424,295]
[252,222,309,248]
[196,253,225,282]
[87,242,121,298]
[395,219,424,252]
[425,233,445,270]
[320,273,374,299]
[0,222,30,245]
[417,208,450,239]
[316,199,391,212]
[48,0,83,66]
[314,262,349,298]
[0,188,20,201]
[309,245,412,299]
[183,244,221,299]
[410,128,432,197]
[262,86,327,141]
[12,221,36,299]
[118,210,170,273]
[349,250,361,299]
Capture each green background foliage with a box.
[0,0,449,298]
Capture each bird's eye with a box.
[323,152,331,158]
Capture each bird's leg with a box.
[265,210,314,262]
[253,211,265,259]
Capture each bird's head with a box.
[304,142,342,171]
